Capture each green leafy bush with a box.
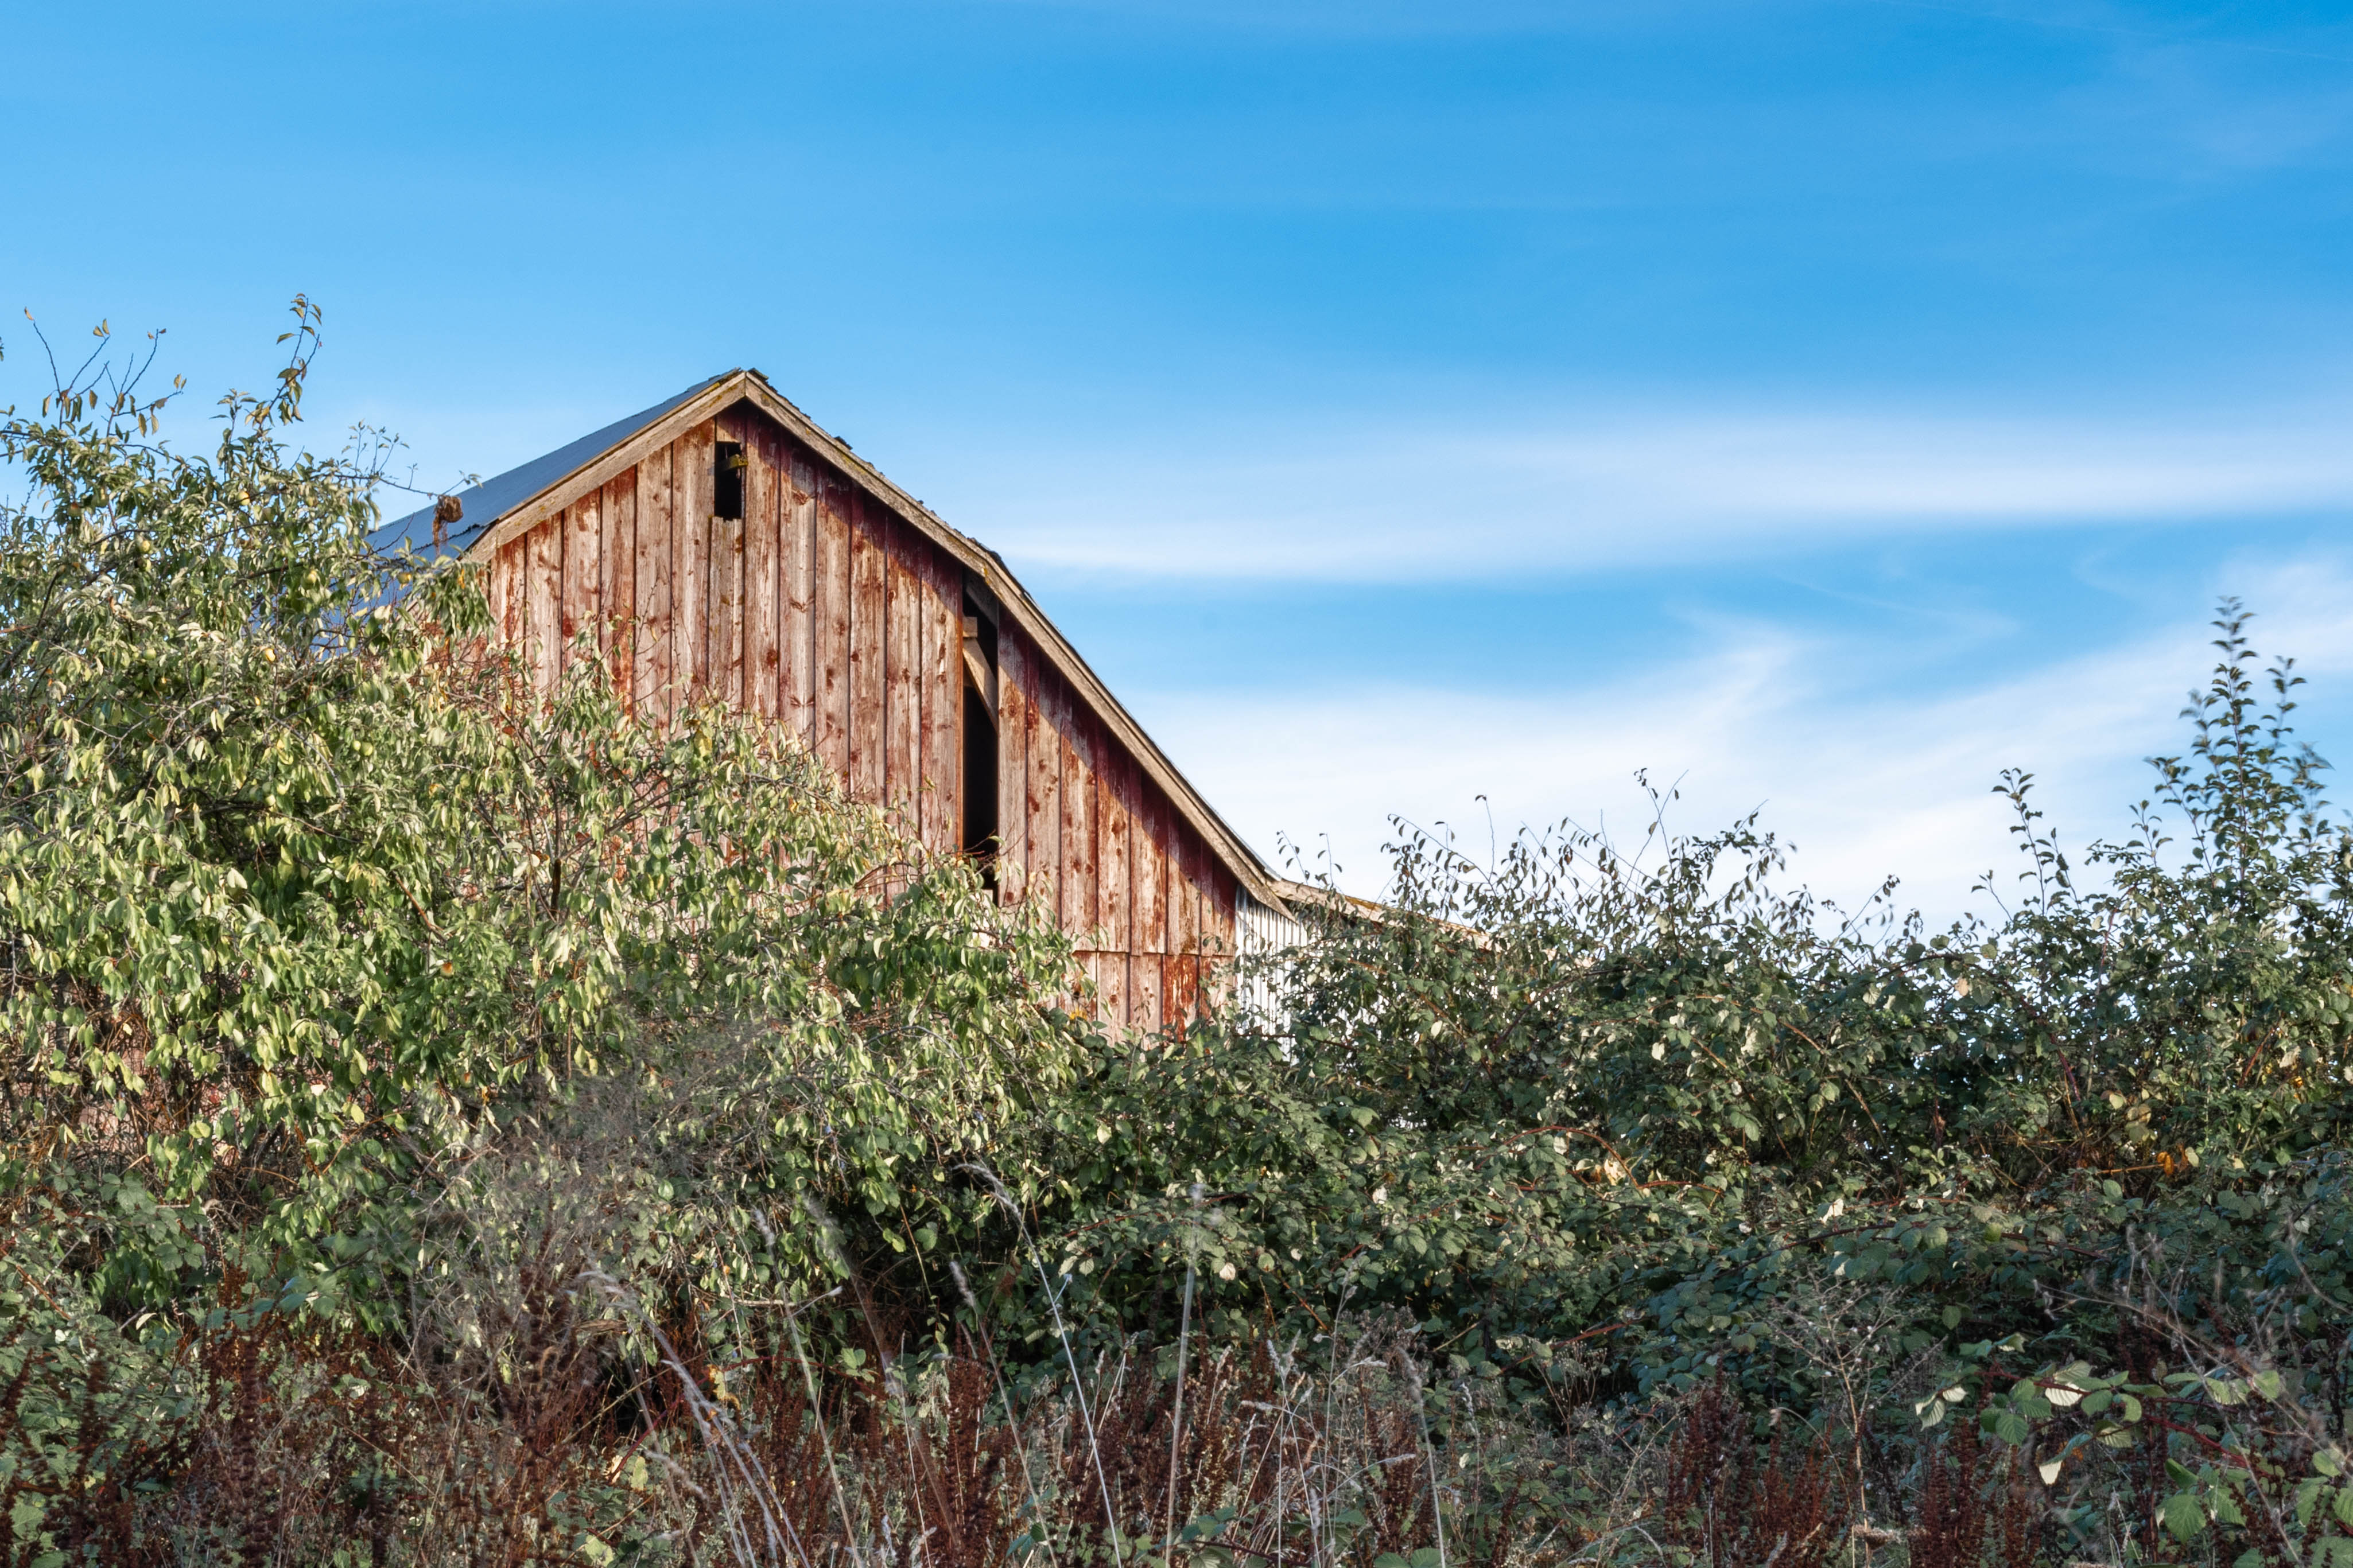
[8,312,2353,1565]
[0,310,1089,1563]
[1022,606,2353,1558]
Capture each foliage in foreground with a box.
[5,317,2353,1564]
[1047,606,2353,1558]
[0,315,1086,1561]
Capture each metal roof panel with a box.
[370,373,731,557]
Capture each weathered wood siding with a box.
[477,400,1233,1030]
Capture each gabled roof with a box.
[376,369,1287,912]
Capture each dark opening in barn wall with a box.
[960,580,1001,887]
[962,676,998,886]
[714,441,745,520]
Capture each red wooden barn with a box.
[378,369,1301,1029]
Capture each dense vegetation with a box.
[5,316,2352,1565]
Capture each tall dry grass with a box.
[2,1275,2124,1568]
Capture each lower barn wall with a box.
[996,619,1238,1029]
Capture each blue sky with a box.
[7,1,2352,917]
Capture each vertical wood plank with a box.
[883,516,921,823]
[1201,863,1238,1012]
[995,628,1030,905]
[1058,700,1097,943]
[783,449,818,743]
[1193,839,1214,1019]
[919,546,960,855]
[747,427,779,721]
[1169,831,1202,1024]
[1096,750,1133,1029]
[674,423,713,705]
[528,516,561,694]
[1131,950,1165,1033]
[1132,786,1169,1029]
[712,418,747,711]
[634,446,674,723]
[814,470,852,776]
[670,434,697,710]
[601,472,636,699]
[848,494,888,804]
[490,536,520,655]
[561,489,600,679]
[1080,953,1110,1022]
[1023,660,1061,923]
[1205,865,1242,963]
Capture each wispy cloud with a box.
[1137,553,2353,920]
[961,399,2353,583]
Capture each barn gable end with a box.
[378,372,1283,1030]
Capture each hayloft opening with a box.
[962,676,998,885]
[961,583,1001,888]
[714,441,745,520]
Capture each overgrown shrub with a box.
[7,312,2353,1563]
[0,310,1086,1562]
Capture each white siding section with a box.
[1233,889,1309,1025]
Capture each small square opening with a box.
[715,441,745,520]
